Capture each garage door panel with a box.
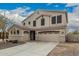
[38,31,60,42]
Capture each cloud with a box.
[46,3,52,6]
[0,6,34,26]
[67,4,79,31]
[66,3,78,7]
[46,3,79,32]
[46,3,59,7]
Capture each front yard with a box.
[48,42,79,56]
[0,40,24,50]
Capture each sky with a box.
[0,3,79,32]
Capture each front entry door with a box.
[30,31,35,41]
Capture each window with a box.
[33,21,36,26]
[52,31,60,34]
[0,33,1,38]
[17,30,19,34]
[41,18,45,26]
[57,15,62,23]
[28,22,30,25]
[61,32,64,34]
[23,22,25,26]
[11,31,12,34]
[39,31,60,34]
[14,31,16,34]
[51,16,56,24]
[24,31,29,34]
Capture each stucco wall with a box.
[8,10,67,42]
[8,26,29,43]
[36,29,66,42]
[23,11,67,28]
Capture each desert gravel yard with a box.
[0,40,24,50]
[48,42,79,56]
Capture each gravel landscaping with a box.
[0,40,24,50]
[48,42,79,56]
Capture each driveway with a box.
[0,41,58,56]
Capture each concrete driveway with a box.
[0,41,58,56]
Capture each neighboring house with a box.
[8,9,68,42]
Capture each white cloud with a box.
[66,3,78,7]
[0,6,34,26]
[68,4,79,31]
[46,3,59,7]
[46,3,52,6]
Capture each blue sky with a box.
[0,3,79,31]
[0,3,76,13]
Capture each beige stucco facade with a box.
[8,25,29,42]
[8,10,68,42]
[23,10,67,28]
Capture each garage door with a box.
[38,31,60,42]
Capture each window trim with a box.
[17,30,19,35]
[28,21,30,25]
[33,20,36,27]
[23,31,29,34]
[23,22,25,26]
[14,31,16,34]
[57,15,62,23]
[41,18,45,26]
[51,16,56,24]
[39,31,60,34]
[11,30,12,34]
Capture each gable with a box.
[22,10,68,23]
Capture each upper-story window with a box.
[57,15,62,23]
[28,21,30,25]
[33,21,36,27]
[41,18,45,26]
[17,30,19,35]
[51,16,56,24]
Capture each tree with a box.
[0,14,6,44]
[73,30,79,35]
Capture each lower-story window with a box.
[11,30,12,34]
[23,31,29,34]
[14,31,16,34]
[39,31,60,34]
[17,30,19,35]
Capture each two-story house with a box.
[8,9,68,42]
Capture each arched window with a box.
[41,18,45,26]
[17,30,19,34]
[23,22,25,26]
[11,30,12,34]
[14,31,16,34]
[23,31,28,34]
[28,22,30,25]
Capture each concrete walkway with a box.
[0,42,58,56]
